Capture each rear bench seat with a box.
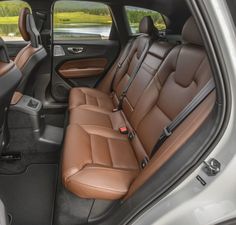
[69,40,174,130]
[62,17,216,200]
[69,16,156,112]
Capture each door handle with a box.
[67,47,84,54]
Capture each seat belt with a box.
[148,78,215,160]
[110,38,136,92]
[36,11,47,33]
[114,39,151,111]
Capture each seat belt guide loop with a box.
[163,126,172,138]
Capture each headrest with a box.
[18,8,41,48]
[139,16,155,35]
[0,38,10,63]
[182,17,203,46]
[19,8,31,41]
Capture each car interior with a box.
[0,0,221,224]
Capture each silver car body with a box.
[132,0,236,224]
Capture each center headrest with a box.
[182,17,203,46]
[18,8,41,48]
[139,16,156,35]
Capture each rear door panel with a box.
[51,40,119,102]
[51,1,120,102]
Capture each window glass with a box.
[0,1,31,41]
[125,6,166,34]
[53,1,112,41]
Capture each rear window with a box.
[0,1,31,41]
[53,1,113,41]
[125,6,166,34]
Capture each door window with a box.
[53,1,113,41]
[125,6,166,34]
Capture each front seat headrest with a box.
[18,7,41,48]
[182,17,203,46]
[139,16,155,35]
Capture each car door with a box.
[51,1,120,102]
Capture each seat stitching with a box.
[89,134,93,163]
[107,138,113,167]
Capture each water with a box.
[54,26,111,40]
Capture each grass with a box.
[54,12,112,27]
[0,16,18,24]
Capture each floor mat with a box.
[0,152,60,175]
[0,164,58,225]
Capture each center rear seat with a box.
[69,16,156,112]
[62,17,216,200]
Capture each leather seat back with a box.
[0,38,22,152]
[12,8,47,102]
[98,16,157,96]
[126,17,216,197]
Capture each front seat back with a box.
[11,8,47,104]
[0,38,22,152]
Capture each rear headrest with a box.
[139,16,155,35]
[182,17,203,46]
[18,8,41,48]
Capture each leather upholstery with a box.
[62,124,139,200]
[62,17,216,200]
[58,58,108,78]
[69,41,174,129]
[139,16,155,35]
[182,17,203,46]
[18,8,31,41]
[69,34,152,111]
[14,44,44,71]
[11,8,47,103]
[11,91,23,105]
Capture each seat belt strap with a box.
[116,39,151,110]
[150,78,215,159]
[110,38,136,92]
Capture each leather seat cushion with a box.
[69,87,115,111]
[69,105,126,130]
[62,124,139,200]
[14,44,44,70]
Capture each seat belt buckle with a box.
[119,127,128,135]
[141,157,149,169]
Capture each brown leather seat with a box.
[69,16,156,111]
[69,41,174,130]
[0,38,22,153]
[11,8,47,105]
[62,17,216,200]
